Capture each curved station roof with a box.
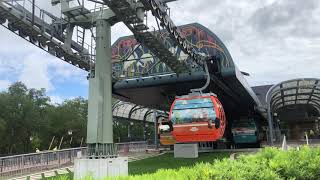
[266,78,320,144]
[112,101,166,122]
[267,78,320,113]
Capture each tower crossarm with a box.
[0,0,92,71]
[140,0,211,66]
[103,0,192,74]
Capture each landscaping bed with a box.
[46,146,320,179]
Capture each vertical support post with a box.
[267,102,275,146]
[58,151,60,168]
[80,137,83,147]
[32,0,35,26]
[23,0,27,21]
[315,119,318,132]
[21,155,24,175]
[276,119,281,142]
[60,0,70,13]
[87,18,114,156]
[136,7,145,22]
[127,123,131,141]
[143,120,146,141]
[40,154,43,171]
[153,110,158,149]
[69,150,72,163]
[1,158,3,173]
[65,24,74,50]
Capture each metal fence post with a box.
[40,154,43,171]
[70,150,72,164]
[58,151,60,168]
[1,158,3,173]
[21,155,24,176]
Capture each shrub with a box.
[123,147,320,180]
[50,147,320,180]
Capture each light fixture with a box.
[68,130,73,135]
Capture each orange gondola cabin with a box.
[159,93,226,145]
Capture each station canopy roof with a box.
[267,78,320,113]
[112,101,155,122]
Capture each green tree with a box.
[0,81,148,155]
[0,82,51,154]
[46,97,88,149]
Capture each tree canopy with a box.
[0,82,153,155]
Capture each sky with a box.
[0,0,319,103]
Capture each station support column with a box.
[153,110,158,149]
[87,18,115,156]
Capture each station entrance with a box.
[266,78,320,145]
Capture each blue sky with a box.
[0,0,319,104]
[0,27,88,103]
[0,1,132,104]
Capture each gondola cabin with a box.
[158,119,176,145]
[168,93,226,143]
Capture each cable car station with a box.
[0,0,319,179]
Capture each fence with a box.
[117,141,147,153]
[0,141,147,179]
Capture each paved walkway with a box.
[12,152,163,180]
[14,167,73,180]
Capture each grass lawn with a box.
[43,147,320,180]
[43,152,230,179]
[129,152,230,175]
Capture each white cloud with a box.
[0,28,88,91]
[50,95,64,104]
[50,95,76,105]
[164,0,320,86]
[104,0,320,86]
[1,0,319,94]
[15,49,88,91]
[49,95,74,105]
[18,52,54,91]
[0,28,35,54]
[0,80,11,91]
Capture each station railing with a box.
[0,141,147,179]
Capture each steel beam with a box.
[153,110,158,149]
[87,18,114,156]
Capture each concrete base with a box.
[174,143,198,158]
[74,157,128,179]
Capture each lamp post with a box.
[130,122,134,141]
[128,122,134,141]
[29,136,33,152]
[273,113,279,142]
[68,130,73,147]
[316,118,320,134]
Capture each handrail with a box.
[0,141,147,160]
[0,141,147,178]
[0,147,86,160]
